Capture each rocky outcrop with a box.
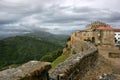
[0,61,51,80]
[49,43,98,80]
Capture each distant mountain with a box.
[0,31,69,70]
[0,30,69,40]
[0,34,19,40]
[25,31,69,39]
[0,32,30,40]
[23,31,69,47]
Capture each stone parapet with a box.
[0,61,51,80]
[49,43,98,80]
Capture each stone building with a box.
[71,22,115,47]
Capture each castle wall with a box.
[101,30,115,46]
[71,30,115,46]
[49,42,98,80]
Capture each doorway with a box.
[92,37,95,43]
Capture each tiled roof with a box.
[113,29,120,32]
[96,26,120,32]
[96,26,113,30]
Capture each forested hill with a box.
[0,33,68,70]
[23,31,69,47]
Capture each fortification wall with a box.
[71,30,115,46]
[0,61,51,80]
[49,43,98,80]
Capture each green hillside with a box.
[0,34,68,70]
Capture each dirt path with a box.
[98,46,120,79]
[98,46,120,66]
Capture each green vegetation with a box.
[0,34,68,70]
[40,49,63,62]
[51,55,68,69]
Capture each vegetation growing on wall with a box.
[51,55,68,69]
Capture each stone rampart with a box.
[0,61,51,80]
[49,43,98,80]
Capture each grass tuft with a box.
[51,55,68,69]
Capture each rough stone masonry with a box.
[0,61,51,80]
[49,43,98,80]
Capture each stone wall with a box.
[49,43,98,80]
[101,30,115,46]
[0,61,51,80]
[71,30,115,46]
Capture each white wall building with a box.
[114,29,120,44]
[115,32,120,41]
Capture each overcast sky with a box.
[0,0,120,35]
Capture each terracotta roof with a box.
[96,26,113,30]
[113,29,120,32]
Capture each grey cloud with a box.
[107,12,120,22]
[0,0,46,25]
[0,0,120,36]
[40,7,119,27]
[72,7,98,13]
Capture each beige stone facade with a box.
[71,28,115,47]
